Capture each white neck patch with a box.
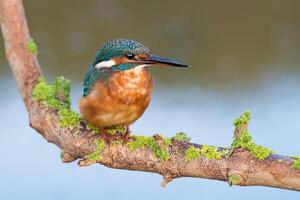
[135,64,147,71]
[94,61,148,71]
[94,60,116,69]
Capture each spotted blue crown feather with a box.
[93,39,150,64]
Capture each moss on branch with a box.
[26,38,38,54]
[184,145,225,161]
[32,77,81,129]
[86,123,100,134]
[106,126,127,135]
[173,132,191,142]
[128,135,171,161]
[228,175,241,186]
[231,111,273,160]
[86,139,106,161]
[291,157,300,170]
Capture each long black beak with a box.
[141,54,189,67]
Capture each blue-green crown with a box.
[93,39,150,64]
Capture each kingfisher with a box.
[79,39,188,133]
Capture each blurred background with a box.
[1,0,300,199]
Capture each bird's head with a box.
[92,38,189,71]
[83,39,189,96]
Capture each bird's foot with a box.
[123,125,132,143]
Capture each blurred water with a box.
[1,0,300,199]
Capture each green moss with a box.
[228,175,241,185]
[86,123,100,134]
[33,77,71,109]
[231,130,272,160]
[233,110,251,127]
[128,135,171,161]
[87,139,106,161]
[292,160,300,169]
[220,147,234,158]
[185,146,201,161]
[200,145,223,160]
[231,111,273,160]
[185,145,224,161]
[58,108,81,128]
[173,132,191,142]
[128,135,149,150]
[106,126,126,135]
[291,156,300,169]
[111,140,123,146]
[249,144,273,160]
[160,135,172,146]
[27,38,38,54]
[54,76,71,106]
[33,77,81,128]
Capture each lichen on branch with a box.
[32,77,70,109]
[184,145,225,161]
[32,77,81,128]
[86,139,106,161]
[26,38,38,54]
[231,111,273,160]
[228,175,241,186]
[128,135,171,161]
[291,156,300,169]
[173,132,191,142]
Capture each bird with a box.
[79,39,188,133]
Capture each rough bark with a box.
[1,0,300,192]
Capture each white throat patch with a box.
[94,60,116,69]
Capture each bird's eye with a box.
[126,53,135,60]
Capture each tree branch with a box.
[1,0,300,192]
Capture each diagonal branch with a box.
[1,0,300,192]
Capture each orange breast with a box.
[79,68,153,128]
